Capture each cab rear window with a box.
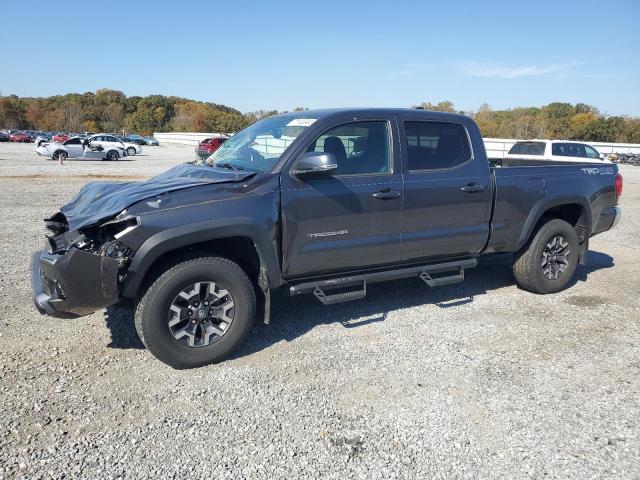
[508,142,545,155]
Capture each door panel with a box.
[66,144,83,158]
[281,119,403,278]
[400,120,492,262]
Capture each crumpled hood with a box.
[59,163,254,231]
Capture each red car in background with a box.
[9,132,31,143]
[196,136,228,160]
[52,133,70,142]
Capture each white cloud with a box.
[460,60,580,79]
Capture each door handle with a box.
[460,183,485,193]
[372,189,401,200]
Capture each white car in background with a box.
[503,140,608,164]
[90,134,142,156]
[36,136,127,161]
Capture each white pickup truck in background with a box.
[502,139,609,165]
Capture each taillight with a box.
[615,173,623,204]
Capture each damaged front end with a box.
[32,210,139,318]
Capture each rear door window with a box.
[568,144,586,157]
[555,143,587,157]
[552,143,568,156]
[403,121,472,170]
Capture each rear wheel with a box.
[106,150,120,161]
[126,147,136,156]
[134,256,256,369]
[512,218,579,294]
[52,151,67,161]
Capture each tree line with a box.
[1,89,639,143]
[0,89,267,135]
[414,101,640,143]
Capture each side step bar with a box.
[289,258,477,305]
[420,266,465,287]
[313,283,366,305]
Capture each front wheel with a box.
[512,218,579,294]
[126,147,136,156]
[134,256,256,369]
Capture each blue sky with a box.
[1,0,639,115]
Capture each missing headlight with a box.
[100,240,134,284]
[100,213,140,239]
[101,240,134,264]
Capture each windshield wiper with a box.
[215,162,244,171]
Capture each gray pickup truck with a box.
[32,109,623,368]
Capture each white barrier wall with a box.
[155,132,640,157]
[153,132,228,147]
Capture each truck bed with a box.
[485,162,619,254]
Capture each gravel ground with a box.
[0,142,638,479]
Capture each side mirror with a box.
[291,151,337,176]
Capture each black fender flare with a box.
[516,195,592,250]
[121,218,282,298]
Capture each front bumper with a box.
[31,247,121,318]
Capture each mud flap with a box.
[258,267,270,324]
[578,237,589,266]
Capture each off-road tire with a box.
[512,218,579,294]
[134,256,256,369]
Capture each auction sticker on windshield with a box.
[287,118,317,127]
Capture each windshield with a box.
[206,115,316,171]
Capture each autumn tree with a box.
[412,101,455,112]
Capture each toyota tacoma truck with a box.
[31,109,623,369]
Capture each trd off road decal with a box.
[581,167,615,175]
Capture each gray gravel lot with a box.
[0,142,639,479]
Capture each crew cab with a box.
[31,109,623,369]
[503,139,606,165]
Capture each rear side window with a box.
[508,142,545,155]
[404,121,471,170]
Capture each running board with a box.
[289,258,477,305]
